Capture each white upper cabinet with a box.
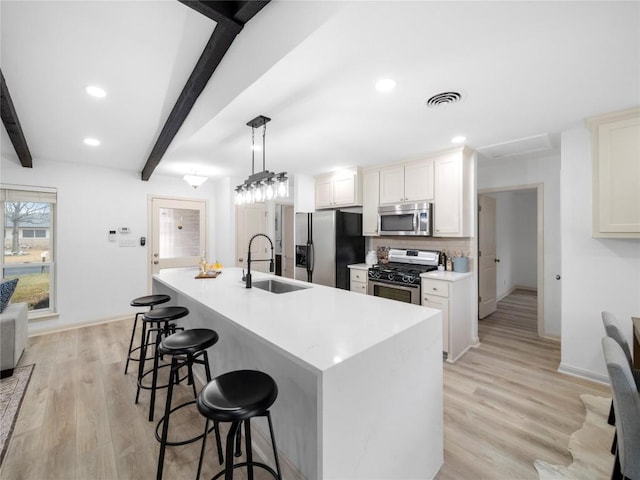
[379,158,433,204]
[433,147,473,237]
[588,107,640,238]
[315,168,362,209]
[362,167,380,236]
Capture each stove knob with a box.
[387,273,394,281]
[405,275,415,284]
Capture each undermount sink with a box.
[252,279,310,294]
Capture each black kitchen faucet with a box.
[244,233,275,288]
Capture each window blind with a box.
[0,185,57,203]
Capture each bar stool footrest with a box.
[137,363,189,391]
[155,400,216,446]
[210,462,280,480]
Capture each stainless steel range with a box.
[367,248,440,304]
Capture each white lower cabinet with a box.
[349,267,368,294]
[421,275,472,362]
[422,292,449,353]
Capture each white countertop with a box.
[420,270,473,282]
[347,263,371,270]
[154,267,440,373]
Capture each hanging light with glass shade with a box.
[235,115,288,205]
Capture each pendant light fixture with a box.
[235,115,288,205]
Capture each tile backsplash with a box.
[368,236,475,271]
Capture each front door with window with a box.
[150,197,207,280]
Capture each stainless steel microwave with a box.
[378,203,433,236]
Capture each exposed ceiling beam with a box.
[141,0,270,181]
[0,69,33,168]
[178,1,269,25]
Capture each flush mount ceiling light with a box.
[426,91,463,108]
[83,137,100,146]
[235,115,288,205]
[375,78,396,92]
[183,173,208,189]
[451,135,467,144]
[85,85,106,98]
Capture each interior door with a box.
[478,194,497,318]
[150,197,206,276]
[235,203,268,273]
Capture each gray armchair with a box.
[602,336,640,480]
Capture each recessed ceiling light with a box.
[451,135,466,144]
[85,85,106,98]
[83,138,101,146]
[375,78,396,92]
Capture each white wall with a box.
[560,126,640,382]
[212,176,235,268]
[489,190,536,296]
[294,173,315,213]
[513,190,538,289]
[1,156,218,334]
[489,190,537,299]
[478,153,561,336]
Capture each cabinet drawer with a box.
[350,281,367,294]
[421,279,450,298]
[350,270,368,283]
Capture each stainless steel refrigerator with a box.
[294,211,365,289]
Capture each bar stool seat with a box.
[136,306,189,421]
[155,328,223,480]
[196,370,282,480]
[125,294,170,374]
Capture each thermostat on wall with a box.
[120,227,130,233]
[108,229,117,241]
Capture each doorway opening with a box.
[477,184,544,337]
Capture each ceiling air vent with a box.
[426,91,462,108]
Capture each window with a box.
[1,186,56,316]
[22,229,47,238]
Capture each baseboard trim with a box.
[28,314,131,337]
[497,286,537,302]
[446,344,474,363]
[558,363,609,385]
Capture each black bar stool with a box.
[155,328,223,480]
[135,306,189,421]
[196,370,282,480]
[126,294,171,374]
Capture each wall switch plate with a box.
[119,239,137,247]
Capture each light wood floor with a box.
[436,289,610,479]
[1,289,610,479]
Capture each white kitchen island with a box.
[153,267,443,480]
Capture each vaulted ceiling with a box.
[1,1,639,184]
